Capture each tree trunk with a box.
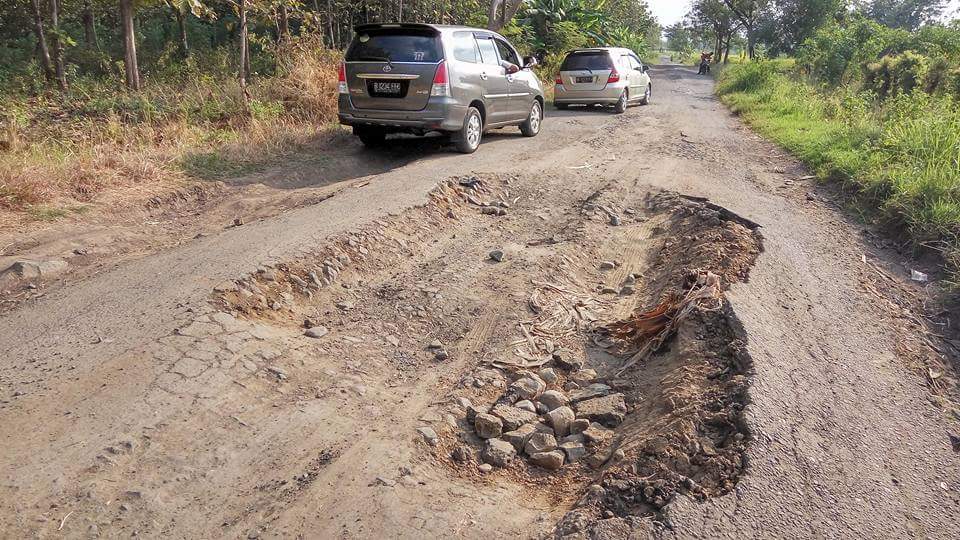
[239,0,250,101]
[747,24,755,59]
[47,0,67,90]
[119,0,140,90]
[82,0,99,50]
[175,9,189,56]
[487,0,522,31]
[278,4,290,42]
[29,0,55,83]
[327,0,335,47]
[723,33,732,63]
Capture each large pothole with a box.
[205,174,763,538]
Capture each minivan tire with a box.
[454,107,483,154]
[519,100,542,137]
[356,127,386,147]
[614,90,628,114]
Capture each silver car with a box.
[554,48,652,113]
[338,23,545,153]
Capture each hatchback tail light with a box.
[431,61,451,97]
[607,68,620,84]
[338,63,348,94]
[555,74,563,85]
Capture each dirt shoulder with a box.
[1,65,958,539]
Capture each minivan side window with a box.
[452,32,478,63]
[494,39,520,66]
[476,38,500,66]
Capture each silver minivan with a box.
[338,23,545,153]
[554,48,652,113]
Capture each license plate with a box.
[576,76,593,83]
[372,82,402,95]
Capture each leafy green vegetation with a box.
[718,58,960,281]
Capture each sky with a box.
[647,0,960,27]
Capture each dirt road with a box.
[2,64,959,539]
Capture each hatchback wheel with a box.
[455,107,483,154]
[520,100,542,137]
[640,84,651,105]
[614,90,628,114]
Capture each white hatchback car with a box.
[554,48,652,113]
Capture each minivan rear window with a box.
[561,52,613,71]
[347,29,442,63]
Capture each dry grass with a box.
[0,37,342,230]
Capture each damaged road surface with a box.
[2,64,960,539]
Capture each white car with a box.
[554,48,652,113]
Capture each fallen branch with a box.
[607,272,723,375]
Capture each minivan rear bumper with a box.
[338,96,467,132]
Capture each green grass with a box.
[718,61,960,283]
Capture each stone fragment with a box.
[524,432,558,456]
[490,404,538,431]
[304,326,329,339]
[552,349,583,371]
[560,441,587,463]
[582,423,614,444]
[546,406,576,438]
[482,439,516,467]
[474,413,504,439]
[478,463,494,473]
[570,419,591,434]
[416,427,439,446]
[539,390,569,411]
[538,368,559,385]
[569,383,612,403]
[455,397,472,410]
[466,404,486,423]
[510,375,546,400]
[1,259,69,281]
[489,250,505,262]
[515,400,537,413]
[575,394,627,427]
[502,424,538,451]
[530,450,565,470]
[451,445,474,463]
[570,369,598,385]
[599,261,617,270]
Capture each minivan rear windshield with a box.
[346,29,442,63]
[561,52,613,71]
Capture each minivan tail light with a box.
[431,61,451,97]
[338,63,348,94]
[607,68,620,84]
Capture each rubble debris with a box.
[482,439,516,467]
[489,250,505,262]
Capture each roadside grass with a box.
[718,60,960,283]
[0,37,341,227]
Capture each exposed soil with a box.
[2,64,959,539]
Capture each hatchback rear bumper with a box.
[338,96,466,132]
[554,84,625,104]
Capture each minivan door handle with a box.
[479,72,488,80]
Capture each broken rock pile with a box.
[454,352,629,472]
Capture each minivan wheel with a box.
[614,90,628,114]
[455,107,483,154]
[356,127,386,147]
[520,100,542,137]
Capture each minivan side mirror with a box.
[523,56,539,69]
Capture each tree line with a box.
[0,0,660,94]
[664,0,954,63]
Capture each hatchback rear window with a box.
[347,30,442,63]
[561,52,613,71]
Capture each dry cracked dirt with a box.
[2,64,960,539]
